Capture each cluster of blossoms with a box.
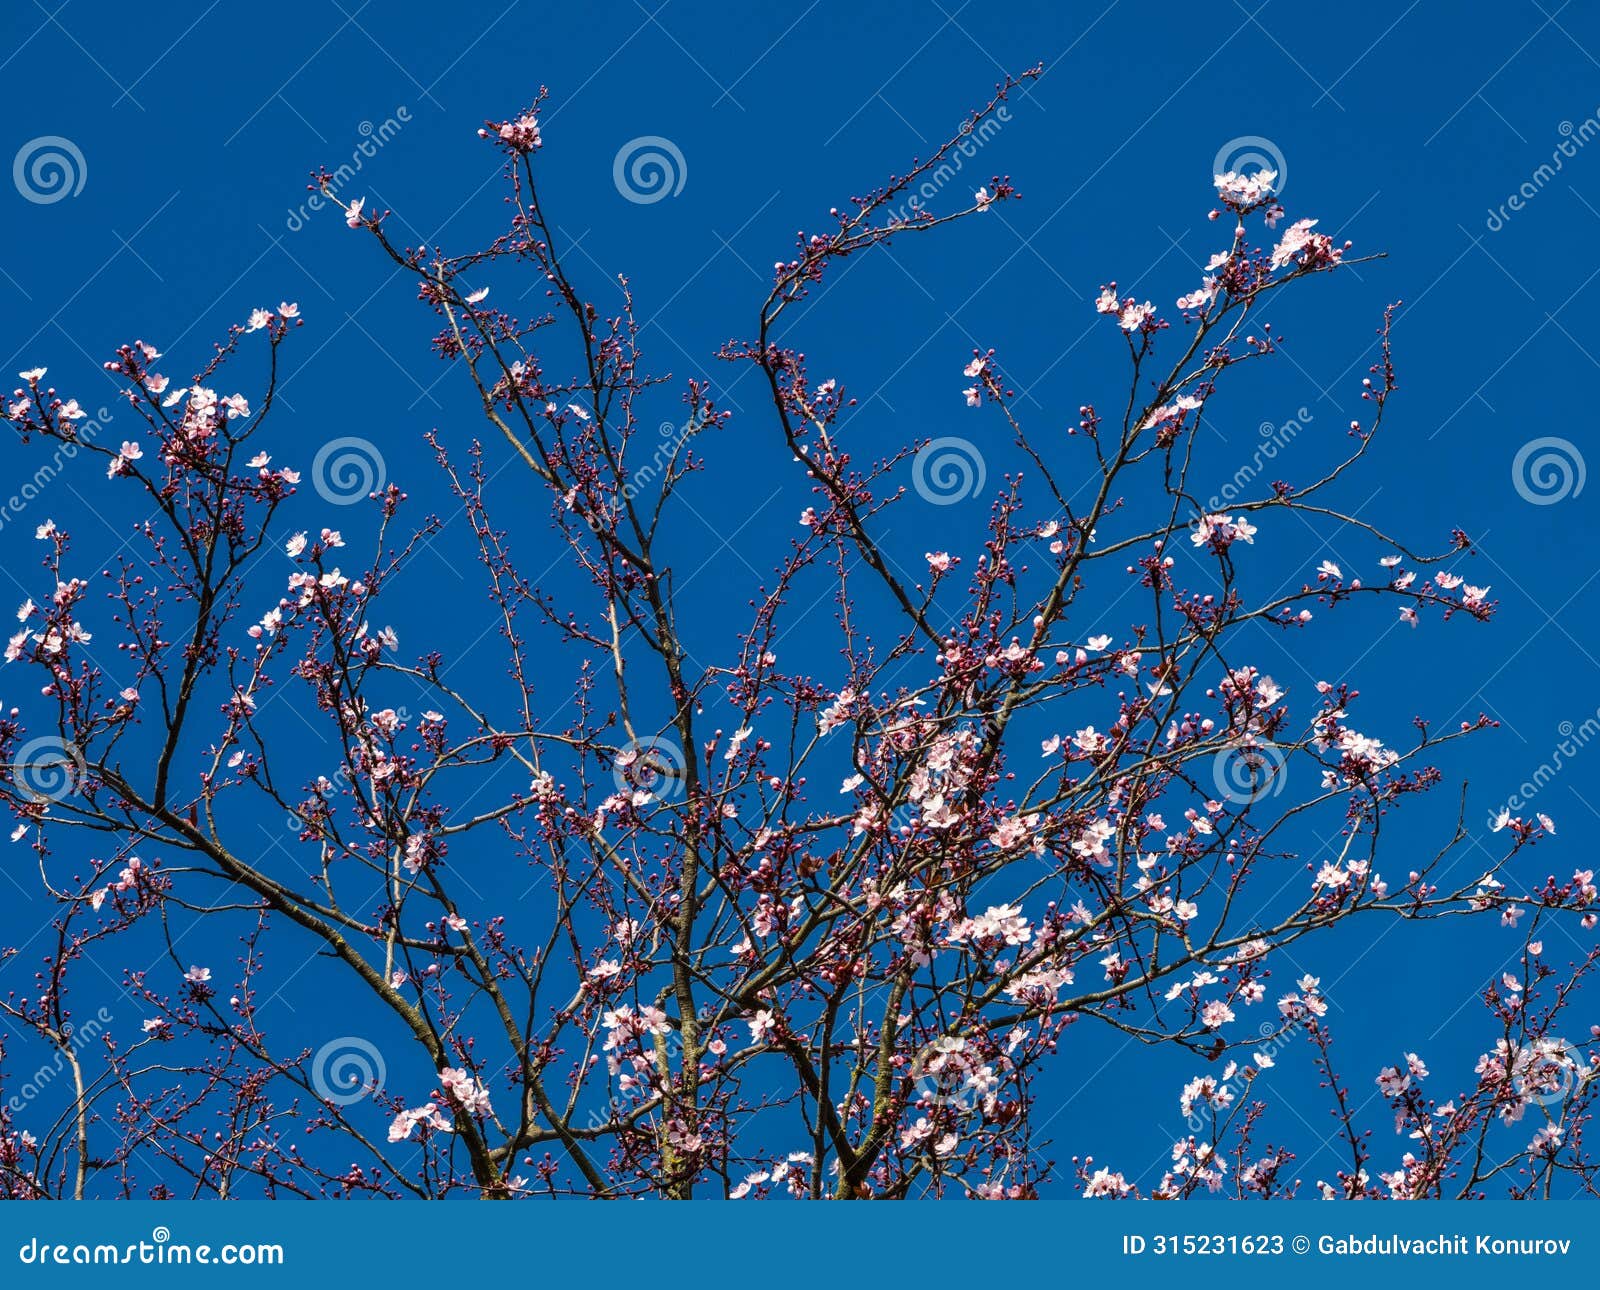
[1190,512,1257,552]
[0,80,1585,1203]
[482,113,542,152]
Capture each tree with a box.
[1,69,1594,1200]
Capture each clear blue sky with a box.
[3,0,1599,1196]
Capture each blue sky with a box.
[3,0,1600,1196]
